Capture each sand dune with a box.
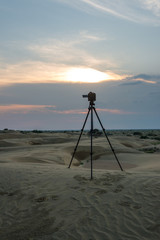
[0,130,160,239]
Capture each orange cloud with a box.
[51,108,134,115]
[0,106,133,115]
[96,108,135,114]
[52,109,88,114]
[0,104,56,114]
[133,78,156,84]
[0,61,126,86]
[0,36,124,86]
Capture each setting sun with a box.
[66,67,114,83]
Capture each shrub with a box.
[140,135,149,139]
[133,131,142,136]
[88,129,102,137]
[32,130,43,133]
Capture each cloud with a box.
[1,43,159,86]
[52,108,134,115]
[134,74,160,81]
[79,31,105,41]
[0,34,122,86]
[96,108,135,115]
[0,104,134,116]
[28,41,102,67]
[1,32,158,86]
[0,61,124,86]
[0,104,56,114]
[57,0,160,25]
[121,74,160,85]
[0,61,68,86]
[27,33,111,67]
[143,0,160,17]
[52,109,87,114]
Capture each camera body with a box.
[83,92,96,103]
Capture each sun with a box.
[66,67,112,83]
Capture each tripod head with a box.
[82,92,96,105]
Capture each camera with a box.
[82,92,96,103]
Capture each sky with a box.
[0,0,160,130]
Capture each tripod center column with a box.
[90,103,94,180]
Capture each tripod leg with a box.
[68,107,91,168]
[93,107,123,171]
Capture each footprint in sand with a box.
[35,195,59,202]
[133,204,142,209]
[146,223,160,232]
[70,186,80,190]
[35,196,48,202]
[119,201,142,209]
[119,201,131,207]
[74,175,89,184]
[113,184,124,193]
[51,195,59,200]
[0,191,17,196]
[95,189,107,195]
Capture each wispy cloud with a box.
[122,74,160,85]
[52,109,87,114]
[0,34,121,86]
[143,0,160,17]
[0,105,135,115]
[0,61,69,86]
[28,40,102,67]
[52,108,134,115]
[0,104,56,114]
[79,31,106,41]
[27,32,111,67]
[1,50,159,86]
[57,0,160,25]
[0,61,122,86]
[1,32,158,86]
[96,108,135,115]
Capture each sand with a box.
[0,130,160,239]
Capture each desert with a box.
[0,129,160,240]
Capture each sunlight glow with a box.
[66,67,115,83]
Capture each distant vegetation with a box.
[133,131,143,136]
[87,129,103,137]
[32,130,43,133]
[0,129,160,142]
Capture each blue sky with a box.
[0,0,160,130]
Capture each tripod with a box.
[68,97,123,180]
